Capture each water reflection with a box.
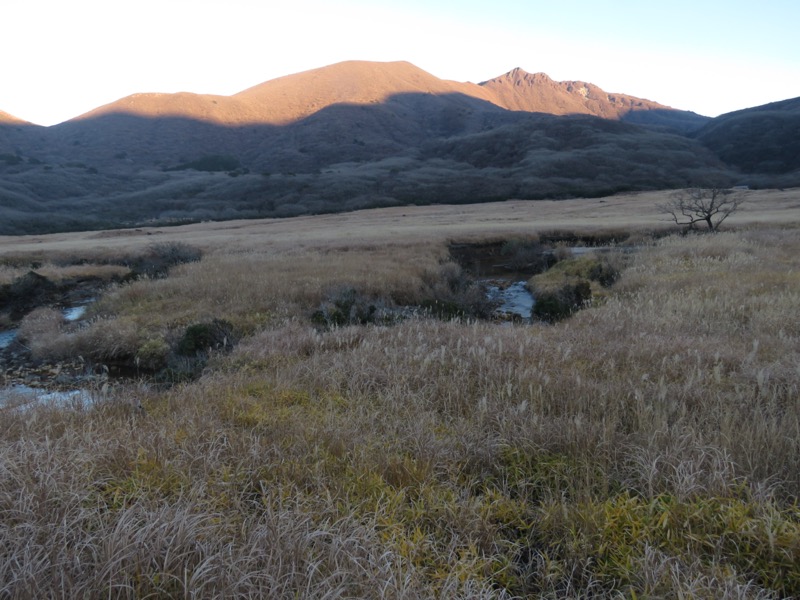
[63,305,88,322]
[0,302,91,350]
[0,329,17,350]
[485,280,535,321]
[0,384,94,411]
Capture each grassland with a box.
[1,190,799,598]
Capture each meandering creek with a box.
[1,302,95,410]
[1,243,620,410]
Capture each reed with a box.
[1,219,798,598]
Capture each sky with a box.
[2,0,799,126]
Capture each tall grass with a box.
[1,226,798,598]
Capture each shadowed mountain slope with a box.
[72,61,497,127]
[0,60,793,235]
[695,97,800,174]
[70,61,707,132]
[32,61,711,170]
[0,91,734,235]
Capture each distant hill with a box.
[38,61,713,171]
[71,61,498,127]
[69,61,707,132]
[0,60,794,235]
[0,110,29,126]
[695,97,800,174]
[478,68,708,133]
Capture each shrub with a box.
[417,263,493,320]
[135,338,171,370]
[532,279,592,322]
[587,258,620,287]
[16,307,65,358]
[127,242,202,279]
[311,288,380,328]
[177,319,236,356]
[2,271,60,320]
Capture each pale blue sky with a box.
[3,0,798,125]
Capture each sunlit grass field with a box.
[1,190,799,598]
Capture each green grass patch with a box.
[536,492,800,596]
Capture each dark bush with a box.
[2,271,60,320]
[588,259,620,287]
[419,299,469,320]
[312,288,378,328]
[177,319,236,356]
[532,280,592,323]
[127,242,203,278]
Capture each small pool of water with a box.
[0,302,93,350]
[0,384,95,411]
[63,305,88,322]
[485,280,535,321]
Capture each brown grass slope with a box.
[479,68,709,133]
[234,60,500,125]
[0,109,29,126]
[69,60,704,131]
[481,68,664,116]
[70,61,497,127]
[22,61,716,172]
[74,92,262,126]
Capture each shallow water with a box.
[63,305,88,321]
[0,302,91,350]
[0,329,17,350]
[0,384,95,411]
[485,280,535,321]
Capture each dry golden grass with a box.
[2,188,797,258]
[1,191,800,598]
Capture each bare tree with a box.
[658,188,746,232]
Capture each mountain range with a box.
[1,60,798,234]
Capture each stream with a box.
[0,303,89,350]
[0,384,95,411]
[1,302,94,411]
[0,329,17,350]
[485,280,535,321]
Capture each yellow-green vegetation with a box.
[1,202,799,597]
[529,253,621,322]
